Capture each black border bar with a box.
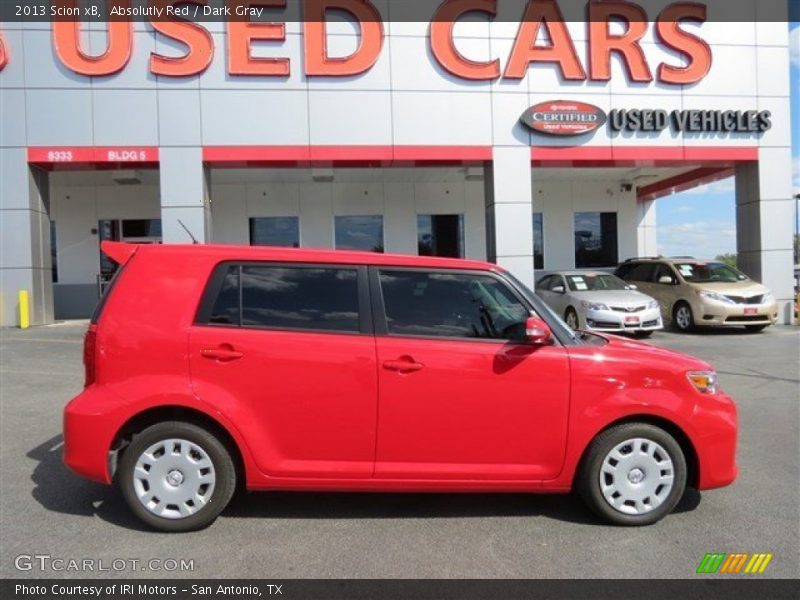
[0,0,794,23]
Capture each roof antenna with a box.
[177,219,199,245]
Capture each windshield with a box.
[676,262,749,284]
[565,273,629,292]
[502,272,583,346]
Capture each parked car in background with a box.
[536,272,663,338]
[615,258,778,333]
[63,242,738,531]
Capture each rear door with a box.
[189,262,378,478]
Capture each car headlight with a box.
[687,370,718,395]
[581,301,609,311]
[647,300,659,309]
[697,290,735,304]
[761,291,774,304]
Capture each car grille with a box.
[724,294,763,305]
[611,305,647,313]
[725,315,769,323]
[642,319,660,327]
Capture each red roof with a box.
[102,241,499,272]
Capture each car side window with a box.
[199,264,361,334]
[379,270,531,341]
[537,275,553,290]
[624,263,657,282]
[654,264,677,284]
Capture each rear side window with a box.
[623,263,657,282]
[378,270,530,341]
[199,264,361,334]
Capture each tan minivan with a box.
[615,258,778,332]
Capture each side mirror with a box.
[525,316,553,345]
[658,276,674,285]
[552,285,566,294]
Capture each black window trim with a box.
[194,260,373,336]
[368,265,564,347]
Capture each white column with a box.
[0,149,54,326]
[485,147,535,289]
[735,148,795,324]
[159,147,211,244]
[636,198,658,257]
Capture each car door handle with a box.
[383,358,424,373]
[201,347,244,362]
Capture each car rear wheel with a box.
[577,423,687,526]
[745,324,768,333]
[564,307,580,331]
[672,302,695,332]
[118,421,236,532]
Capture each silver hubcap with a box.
[566,311,579,330]
[599,438,675,515]
[132,438,215,520]
[675,306,691,329]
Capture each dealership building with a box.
[0,1,795,325]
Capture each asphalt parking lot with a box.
[1,321,798,579]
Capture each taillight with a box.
[83,326,97,387]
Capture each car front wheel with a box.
[672,302,695,332]
[578,423,687,526]
[118,421,237,532]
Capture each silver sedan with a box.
[536,271,663,338]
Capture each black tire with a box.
[577,423,687,526]
[745,324,768,333]
[672,302,695,332]
[118,421,237,532]
[564,307,580,331]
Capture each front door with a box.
[189,263,377,478]
[372,268,571,480]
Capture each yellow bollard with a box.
[18,290,30,329]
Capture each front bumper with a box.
[692,298,779,327]
[583,306,663,333]
[692,390,739,490]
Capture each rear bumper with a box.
[63,386,119,484]
[692,390,739,490]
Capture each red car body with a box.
[64,243,737,497]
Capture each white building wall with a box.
[535,179,638,270]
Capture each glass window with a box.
[532,213,544,270]
[654,264,678,284]
[417,214,464,258]
[379,270,530,341]
[574,212,618,268]
[623,262,657,282]
[566,273,629,292]
[249,217,300,247]
[121,219,162,238]
[209,266,240,325]
[536,275,552,290]
[335,216,384,253]
[675,262,749,283]
[547,276,566,291]
[241,266,360,333]
[50,221,58,283]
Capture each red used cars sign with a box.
[520,101,608,136]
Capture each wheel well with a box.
[576,415,700,488]
[109,406,246,487]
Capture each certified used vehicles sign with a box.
[520,100,607,136]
